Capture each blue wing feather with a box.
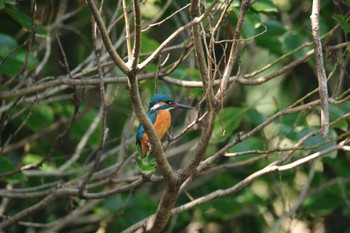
[135,111,158,144]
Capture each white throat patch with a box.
[150,103,174,111]
[150,103,161,111]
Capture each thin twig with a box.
[78,16,109,195]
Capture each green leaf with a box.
[0,33,17,53]
[70,108,101,145]
[324,156,350,177]
[304,189,341,215]
[4,7,47,36]
[333,14,350,33]
[0,51,37,76]
[252,1,279,13]
[228,136,264,154]
[0,156,26,181]
[206,196,243,221]
[300,128,337,156]
[26,105,55,131]
[0,33,37,76]
[121,193,157,225]
[135,153,156,173]
[141,35,160,53]
[242,11,261,40]
[5,0,17,4]
[4,7,32,30]
[329,105,348,129]
[104,196,125,212]
[262,19,286,35]
[24,153,55,171]
[0,0,5,9]
[283,32,309,59]
[278,112,305,141]
[0,0,15,8]
[244,108,268,126]
[255,19,286,55]
[212,107,247,143]
[0,156,16,174]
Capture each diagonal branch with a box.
[85,0,130,74]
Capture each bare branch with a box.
[78,18,109,194]
[215,0,252,100]
[310,0,329,135]
[122,0,132,62]
[138,0,218,70]
[131,0,141,70]
[85,0,130,74]
[172,139,348,216]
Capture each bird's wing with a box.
[135,111,158,144]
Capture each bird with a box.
[135,93,193,157]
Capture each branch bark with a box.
[310,0,329,135]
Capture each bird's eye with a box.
[166,101,173,105]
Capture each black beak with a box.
[171,102,194,110]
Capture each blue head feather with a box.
[148,94,173,111]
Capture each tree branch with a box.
[172,139,348,216]
[78,18,109,194]
[131,0,141,70]
[310,0,329,135]
[85,0,130,74]
[215,0,253,100]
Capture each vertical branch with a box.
[78,16,109,195]
[131,0,141,69]
[310,0,329,135]
[190,0,208,86]
[215,0,252,100]
[122,0,132,62]
[189,0,217,106]
[177,0,218,180]
[146,188,180,233]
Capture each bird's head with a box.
[148,94,193,111]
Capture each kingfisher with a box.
[136,93,193,157]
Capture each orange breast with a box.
[140,110,172,157]
[153,110,172,139]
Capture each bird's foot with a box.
[146,141,152,152]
